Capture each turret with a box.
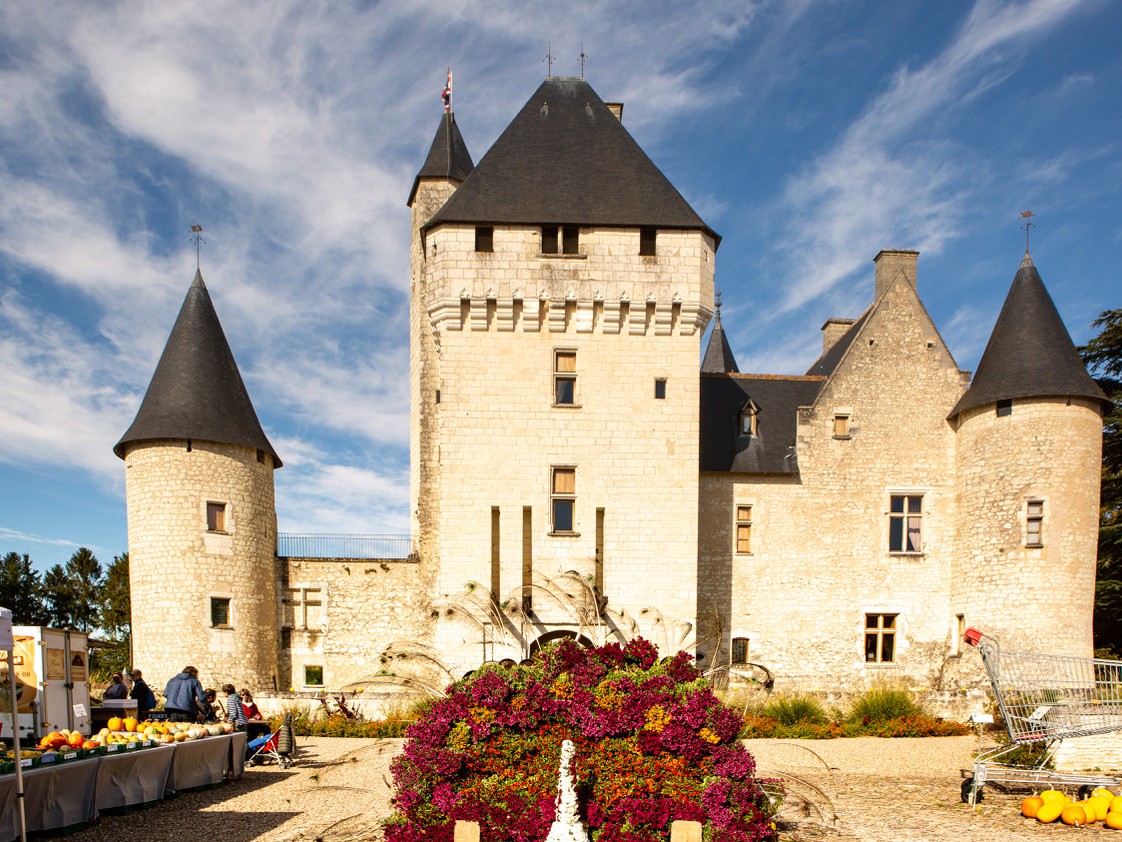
[951,253,1107,656]
[115,270,281,691]
[701,298,739,374]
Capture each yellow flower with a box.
[644,704,671,732]
[698,727,720,744]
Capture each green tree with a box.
[95,552,132,677]
[0,552,49,625]
[43,563,79,628]
[1081,309,1122,653]
[64,547,104,633]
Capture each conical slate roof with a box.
[425,77,718,243]
[701,307,739,373]
[407,112,474,207]
[950,254,1106,418]
[114,270,282,466]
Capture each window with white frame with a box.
[888,494,923,553]
[551,467,576,533]
[865,613,897,663]
[1026,499,1044,547]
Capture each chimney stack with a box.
[821,318,856,354]
[873,249,919,299]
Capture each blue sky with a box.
[2,0,1119,573]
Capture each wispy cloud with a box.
[770,0,1091,314]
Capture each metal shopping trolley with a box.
[962,627,1122,803]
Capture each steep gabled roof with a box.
[114,270,281,466]
[407,112,474,207]
[424,77,718,244]
[701,308,739,373]
[950,254,1107,418]
[700,374,825,474]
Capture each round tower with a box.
[951,253,1107,657]
[115,270,282,692]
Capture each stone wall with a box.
[414,222,713,671]
[277,556,430,691]
[125,439,279,694]
[700,268,977,690]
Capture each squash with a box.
[1021,796,1044,818]
[1036,799,1065,823]
[1106,811,1122,830]
[1061,804,1089,826]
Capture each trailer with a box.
[2,627,91,742]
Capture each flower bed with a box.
[386,638,777,842]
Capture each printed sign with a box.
[70,651,87,682]
[73,703,87,718]
[46,648,65,680]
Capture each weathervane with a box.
[1019,210,1035,254]
[190,225,205,270]
[544,42,554,77]
[442,68,452,113]
[579,43,588,78]
[715,288,723,316]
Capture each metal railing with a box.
[277,533,414,560]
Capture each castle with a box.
[116,77,1107,697]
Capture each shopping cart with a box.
[962,627,1122,803]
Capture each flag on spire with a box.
[442,69,452,112]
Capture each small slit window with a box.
[210,597,231,627]
[1026,499,1044,547]
[475,225,494,252]
[654,378,667,399]
[735,505,752,554]
[207,502,227,532]
[731,637,749,665]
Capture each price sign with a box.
[73,703,87,718]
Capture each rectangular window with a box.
[996,398,1013,417]
[206,501,227,532]
[889,495,923,553]
[551,467,576,533]
[304,665,324,687]
[731,637,749,665]
[833,414,850,438]
[639,227,657,256]
[210,597,231,627]
[475,225,494,252]
[541,225,559,254]
[562,226,579,254]
[735,505,752,554]
[865,613,897,663]
[654,378,667,399]
[554,350,577,405]
[1026,499,1044,547]
[282,587,323,630]
[542,225,580,255]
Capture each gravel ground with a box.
[54,735,1112,841]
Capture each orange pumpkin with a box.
[1021,796,1045,818]
[107,716,123,731]
[1061,805,1089,826]
[1105,811,1122,830]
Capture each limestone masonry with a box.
[118,77,1107,700]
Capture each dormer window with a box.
[542,225,579,255]
[739,400,759,437]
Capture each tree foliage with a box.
[1081,308,1122,652]
[0,552,50,625]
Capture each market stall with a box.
[1,731,250,840]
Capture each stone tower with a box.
[115,270,282,691]
[950,253,1107,656]
[409,78,718,668]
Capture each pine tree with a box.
[0,552,49,625]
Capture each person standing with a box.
[223,684,247,727]
[129,669,155,721]
[163,666,205,722]
[103,673,128,700]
